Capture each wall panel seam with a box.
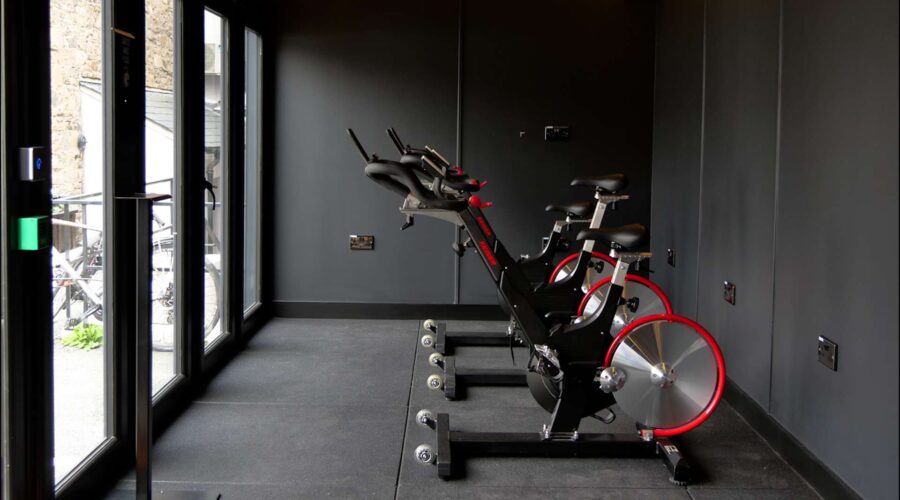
[694,0,708,321]
[767,0,785,415]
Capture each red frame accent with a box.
[576,275,673,316]
[548,251,616,284]
[476,216,493,238]
[478,240,498,266]
[603,314,726,437]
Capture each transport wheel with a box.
[604,314,725,436]
[415,409,435,428]
[577,275,672,335]
[420,333,436,349]
[669,477,688,487]
[428,352,444,368]
[426,374,444,391]
[423,319,437,332]
[414,444,436,465]
[548,251,617,292]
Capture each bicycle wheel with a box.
[203,259,221,338]
[604,314,725,436]
[548,251,616,292]
[577,275,672,335]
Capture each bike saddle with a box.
[545,201,595,218]
[576,224,647,250]
[570,173,628,193]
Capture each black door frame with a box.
[1,0,270,496]
[1,0,54,496]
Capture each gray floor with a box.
[110,318,820,499]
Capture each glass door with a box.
[203,8,228,350]
[146,0,180,396]
[48,0,109,482]
[243,28,262,317]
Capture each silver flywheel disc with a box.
[609,318,720,430]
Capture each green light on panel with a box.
[17,216,50,251]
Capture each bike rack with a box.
[120,193,220,500]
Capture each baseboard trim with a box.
[271,301,507,320]
[725,379,861,500]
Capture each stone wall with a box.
[50,0,174,197]
[146,0,175,91]
[50,0,103,197]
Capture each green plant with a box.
[62,323,103,350]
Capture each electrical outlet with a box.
[349,235,374,250]
[817,336,838,371]
[723,281,736,305]
[666,249,676,267]
[544,125,571,142]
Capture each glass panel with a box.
[49,0,107,482]
[204,9,226,348]
[243,30,262,315]
[146,0,178,394]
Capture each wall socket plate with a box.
[723,281,736,305]
[349,235,374,250]
[544,125,571,142]
[817,336,838,371]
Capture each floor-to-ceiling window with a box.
[203,8,227,349]
[49,0,107,482]
[3,0,265,494]
[146,0,180,395]
[243,28,262,316]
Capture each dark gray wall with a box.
[649,0,705,316]
[265,0,657,305]
[266,0,460,304]
[697,0,781,408]
[458,0,656,303]
[771,0,899,497]
[651,0,899,498]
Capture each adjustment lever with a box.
[401,215,414,230]
[468,195,493,209]
[619,296,640,313]
[451,241,465,257]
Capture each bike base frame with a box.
[433,413,692,483]
[433,321,517,354]
[438,356,527,400]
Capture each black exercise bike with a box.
[350,129,725,484]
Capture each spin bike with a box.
[384,130,672,400]
[351,129,726,484]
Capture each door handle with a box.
[203,179,217,210]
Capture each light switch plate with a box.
[817,336,838,371]
[349,235,374,250]
[723,281,736,305]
